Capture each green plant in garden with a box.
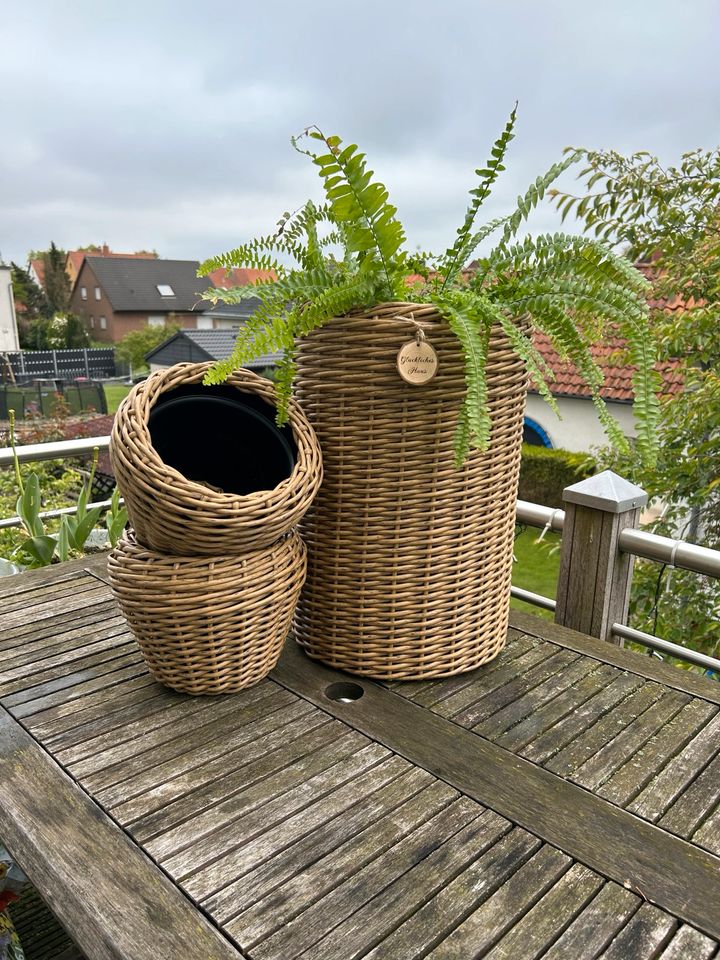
[518,444,596,508]
[0,458,79,568]
[105,486,128,548]
[552,146,720,665]
[115,321,180,373]
[200,107,658,466]
[3,410,106,569]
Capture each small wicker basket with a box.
[108,531,306,694]
[110,364,322,555]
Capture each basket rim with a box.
[112,528,305,567]
[113,362,319,507]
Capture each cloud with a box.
[1,0,718,264]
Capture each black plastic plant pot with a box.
[147,384,296,496]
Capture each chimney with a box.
[102,243,109,255]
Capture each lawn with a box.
[510,526,561,620]
[104,383,132,414]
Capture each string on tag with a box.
[390,312,427,343]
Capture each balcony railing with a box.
[1,435,719,674]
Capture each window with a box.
[196,316,213,330]
[156,284,175,297]
[95,287,102,300]
[523,417,552,448]
[81,287,87,300]
[90,316,95,328]
[147,316,165,328]
[99,316,107,330]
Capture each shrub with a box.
[518,444,595,508]
[115,322,180,372]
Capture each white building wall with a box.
[0,266,20,352]
[524,393,636,453]
[211,317,243,330]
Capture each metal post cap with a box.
[562,470,648,514]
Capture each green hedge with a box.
[518,444,596,508]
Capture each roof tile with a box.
[533,331,683,402]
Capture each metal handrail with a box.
[0,499,117,530]
[0,442,717,578]
[516,499,565,532]
[611,622,720,673]
[510,581,720,673]
[0,436,116,530]
[516,500,720,581]
[0,435,110,467]
[619,528,720,579]
[510,586,556,612]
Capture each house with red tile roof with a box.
[524,332,682,452]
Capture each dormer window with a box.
[157,284,175,297]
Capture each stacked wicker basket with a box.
[108,363,323,695]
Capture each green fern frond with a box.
[295,127,406,293]
[438,104,517,292]
[522,298,628,451]
[200,116,657,465]
[497,153,581,252]
[458,216,513,277]
[201,283,276,305]
[274,346,297,425]
[198,235,296,276]
[623,315,661,468]
[434,291,493,464]
[494,311,561,416]
[297,274,379,336]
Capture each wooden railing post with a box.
[555,470,648,644]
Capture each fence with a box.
[0,381,107,420]
[1,349,116,382]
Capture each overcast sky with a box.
[1,0,719,267]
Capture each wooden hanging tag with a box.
[397,328,438,385]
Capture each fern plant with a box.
[199,108,659,466]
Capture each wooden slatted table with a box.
[1,555,719,959]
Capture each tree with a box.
[42,242,71,315]
[551,147,720,664]
[61,312,90,348]
[10,262,50,348]
[115,322,180,372]
[42,313,90,349]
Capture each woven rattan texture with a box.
[294,302,528,680]
[110,364,322,555]
[108,531,307,694]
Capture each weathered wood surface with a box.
[1,558,719,958]
[0,707,243,960]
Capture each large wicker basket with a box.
[108,531,306,694]
[111,364,322,555]
[293,302,528,680]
